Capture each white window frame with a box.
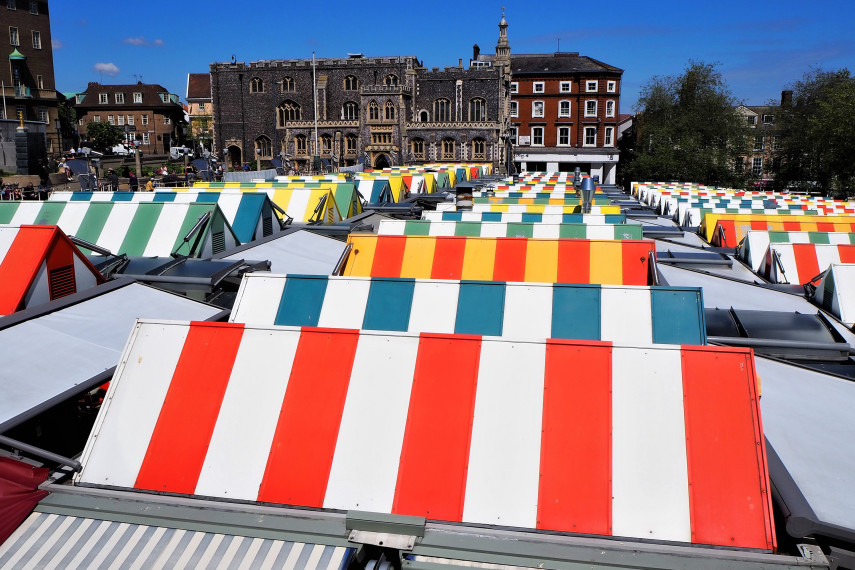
[531,126,544,147]
[752,157,763,177]
[533,82,545,94]
[93,115,101,123]
[115,92,124,104]
[133,92,142,103]
[559,81,571,93]
[9,27,18,46]
[141,114,149,125]
[509,100,518,118]
[117,115,124,126]
[164,115,171,125]
[142,133,150,145]
[532,100,544,118]
[107,115,114,125]
[127,115,134,125]
[99,93,108,104]
[558,100,571,118]
[31,30,40,49]
[509,126,517,145]
[762,114,774,124]
[37,107,47,123]
[586,80,598,92]
[605,100,615,117]
[29,1,37,14]
[604,126,614,147]
[510,82,518,93]
[607,81,616,92]
[585,100,597,117]
[557,126,570,146]
[584,126,597,147]
[36,74,43,89]
[746,115,757,126]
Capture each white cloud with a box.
[94,62,120,76]
[152,39,164,47]
[124,37,146,46]
[52,38,64,49]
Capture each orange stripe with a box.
[134,322,245,494]
[492,238,527,282]
[538,340,612,534]
[681,347,775,550]
[371,235,407,277]
[791,243,820,283]
[0,226,55,314]
[431,237,466,280]
[257,327,359,506]
[392,334,481,520]
[556,239,590,283]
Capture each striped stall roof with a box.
[701,213,855,245]
[435,203,622,215]
[420,211,628,224]
[0,511,353,570]
[49,191,282,244]
[810,264,855,327]
[378,220,643,239]
[0,201,239,258]
[340,235,655,285]
[76,321,773,550]
[757,243,855,284]
[472,196,613,206]
[738,230,855,271]
[229,275,706,345]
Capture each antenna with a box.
[557,38,560,53]
[133,74,143,83]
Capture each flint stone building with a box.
[210,15,512,172]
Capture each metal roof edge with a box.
[211,226,315,259]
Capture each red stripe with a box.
[257,327,358,506]
[492,238,527,281]
[681,347,775,550]
[837,244,855,263]
[781,220,801,231]
[622,241,653,285]
[134,322,245,494]
[0,227,55,314]
[430,237,466,280]
[712,222,734,247]
[816,222,835,232]
[538,340,612,534]
[392,333,481,520]
[371,235,407,277]
[556,239,590,283]
[791,243,820,283]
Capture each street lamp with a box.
[54,118,61,155]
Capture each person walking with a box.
[106,168,120,191]
[128,171,139,191]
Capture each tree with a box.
[85,121,124,151]
[620,61,748,187]
[773,68,855,197]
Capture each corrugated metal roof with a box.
[217,230,346,275]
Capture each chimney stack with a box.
[781,90,793,106]
[473,44,480,60]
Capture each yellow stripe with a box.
[399,236,437,279]
[524,239,558,283]
[343,235,377,276]
[590,241,623,284]
[461,237,497,280]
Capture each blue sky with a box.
[50,0,854,111]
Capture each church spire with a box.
[495,8,510,68]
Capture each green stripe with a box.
[808,232,829,244]
[454,221,482,237]
[0,203,21,224]
[768,231,789,243]
[119,203,163,256]
[403,220,431,236]
[559,224,588,238]
[34,202,66,225]
[172,204,216,256]
[505,223,533,238]
[74,203,113,247]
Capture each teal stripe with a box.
[562,214,584,223]
[34,202,66,225]
[111,192,134,201]
[70,192,93,201]
[604,215,627,223]
[454,281,505,336]
[481,212,502,222]
[196,192,221,202]
[0,203,20,224]
[362,278,414,331]
[152,192,177,202]
[231,194,264,243]
[440,212,462,221]
[404,220,431,236]
[274,275,329,326]
[520,213,542,223]
[551,285,601,340]
[650,288,705,345]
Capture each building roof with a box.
[510,53,623,75]
[75,81,181,109]
[186,73,211,101]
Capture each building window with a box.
[320,134,332,154]
[37,107,47,123]
[281,76,294,92]
[604,126,614,146]
[510,101,518,117]
[532,100,544,118]
[164,115,171,125]
[345,134,358,155]
[115,92,124,104]
[773,135,782,151]
[472,138,486,160]
[36,74,43,89]
[560,81,571,93]
[295,134,307,155]
[762,114,774,124]
[754,135,764,151]
[29,0,36,14]
[510,82,518,93]
[344,75,358,90]
[607,81,616,92]
[99,93,108,104]
[278,101,301,125]
[384,74,398,86]
[441,138,455,160]
[533,82,544,93]
[586,80,598,92]
[127,115,134,125]
[384,100,396,120]
[558,127,570,146]
[93,115,101,123]
[107,115,115,125]
[371,131,392,145]
[368,101,380,121]
[558,100,571,118]
[746,115,757,126]
[585,100,597,117]
[117,115,124,126]
[434,98,450,122]
[141,114,148,125]
[411,138,425,160]
[509,126,517,145]
[142,133,150,145]
[249,77,264,93]
[133,92,142,103]
[418,110,428,122]
[606,100,615,117]
[584,126,597,147]
[8,26,17,46]
[159,92,169,103]
[469,98,486,121]
[31,30,40,49]
[532,126,544,146]
[6,0,14,9]
[752,157,763,177]
[343,101,358,120]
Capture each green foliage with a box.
[773,68,855,197]
[620,61,748,188]
[57,101,76,139]
[85,121,124,151]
